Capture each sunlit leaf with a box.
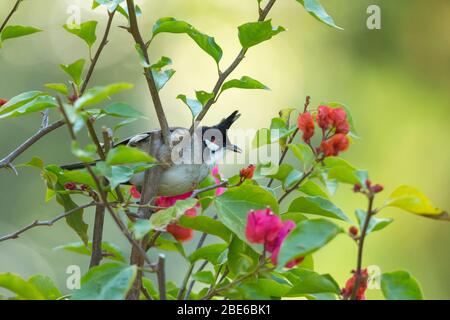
[384,185,449,221]
[381,271,423,300]
[296,0,342,30]
[238,20,285,49]
[63,21,98,49]
[1,25,42,42]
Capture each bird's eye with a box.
[210,136,216,143]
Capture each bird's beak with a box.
[226,144,242,153]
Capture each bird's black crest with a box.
[217,110,241,131]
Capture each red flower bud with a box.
[353,184,362,193]
[68,94,78,104]
[167,208,197,242]
[365,179,372,188]
[130,185,141,199]
[0,99,8,107]
[349,226,358,237]
[319,134,350,157]
[317,105,333,130]
[371,184,384,194]
[245,208,283,245]
[240,164,256,180]
[64,182,77,190]
[341,269,369,300]
[297,112,315,143]
[80,184,90,191]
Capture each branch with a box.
[57,99,155,271]
[157,254,166,300]
[350,193,375,300]
[0,0,22,33]
[0,202,97,243]
[80,10,116,95]
[190,0,278,134]
[125,0,171,146]
[89,204,105,268]
[0,9,117,171]
[278,165,315,203]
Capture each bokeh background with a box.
[0,0,449,299]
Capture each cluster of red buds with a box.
[353,179,384,195]
[341,269,369,300]
[64,182,90,192]
[239,164,256,182]
[0,99,8,107]
[297,105,351,158]
[245,208,304,268]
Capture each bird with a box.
[61,111,242,196]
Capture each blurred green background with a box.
[0,0,449,299]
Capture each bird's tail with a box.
[60,160,99,170]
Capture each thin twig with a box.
[89,204,105,268]
[350,193,375,300]
[190,0,278,134]
[157,254,166,300]
[0,202,97,242]
[125,0,171,146]
[0,0,22,33]
[80,10,116,95]
[278,165,315,203]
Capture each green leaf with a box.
[384,185,449,221]
[54,241,126,262]
[150,56,176,91]
[195,91,214,106]
[381,271,423,300]
[288,196,351,222]
[215,184,279,253]
[288,143,315,170]
[72,263,137,300]
[155,233,187,257]
[238,20,285,49]
[0,94,57,119]
[298,180,329,199]
[28,275,62,300]
[106,145,156,166]
[323,157,368,186]
[97,162,134,189]
[277,219,342,270]
[71,142,97,163]
[152,17,222,64]
[355,209,393,235]
[130,220,153,240]
[60,169,96,188]
[74,83,134,110]
[178,215,232,242]
[56,186,89,245]
[102,102,144,118]
[63,21,98,48]
[285,268,340,296]
[193,271,215,285]
[60,59,85,88]
[1,25,42,41]
[0,273,45,300]
[0,91,42,115]
[150,198,198,231]
[177,94,202,118]
[227,236,259,276]
[189,243,228,264]
[221,76,269,93]
[296,0,342,30]
[45,83,69,95]
[93,0,125,13]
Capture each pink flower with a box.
[155,191,198,243]
[269,220,304,268]
[155,191,192,207]
[245,208,283,245]
[212,165,225,196]
[130,186,141,199]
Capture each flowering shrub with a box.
[0,0,447,302]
